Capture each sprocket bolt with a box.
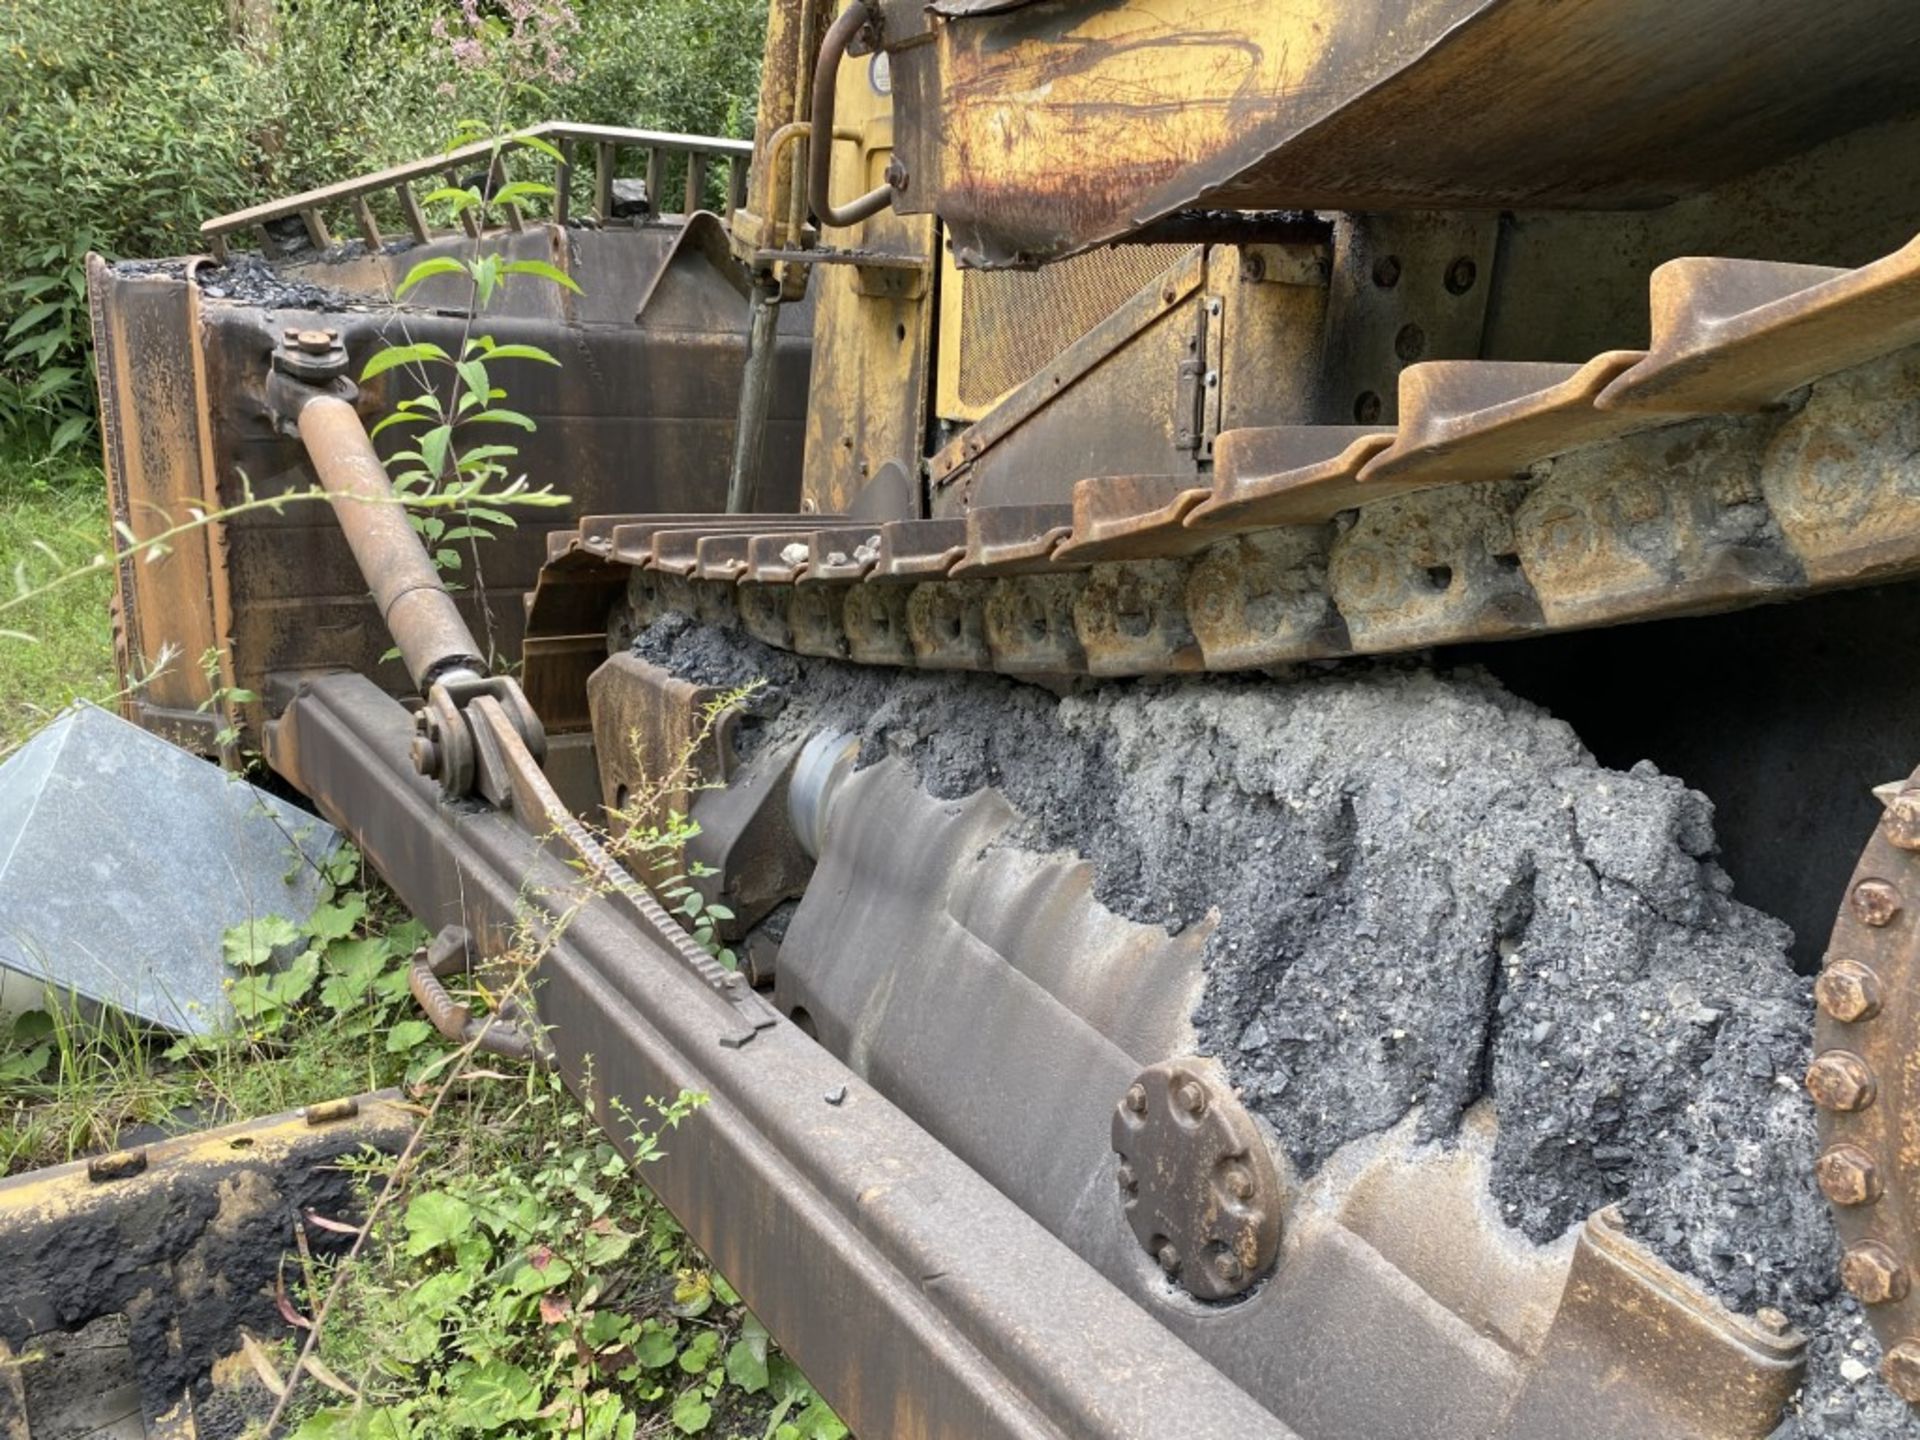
[1853,879,1903,928]
[1884,1342,1920,1404]
[1816,961,1883,1023]
[1176,1080,1206,1117]
[1124,1084,1147,1116]
[1156,1242,1180,1275]
[1885,789,1920,851]
[1816,1146,1883,1207]
[1806,1051,1877,1112]
[1842,1242,1911,1305]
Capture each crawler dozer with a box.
[65,2,1920,1436]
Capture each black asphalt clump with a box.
[633,615,1907,1438]
[115,254,359,312]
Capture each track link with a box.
[531,234,1920,681]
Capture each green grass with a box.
[0,451,118,755]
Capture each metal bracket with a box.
[1176,292,1225,458]
[1202,292,1226,461]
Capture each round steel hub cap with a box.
[1111,1059,1284,1301]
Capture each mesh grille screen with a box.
[956,244,1189,411]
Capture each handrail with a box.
[199,121,754,262]
[808,4,893,229]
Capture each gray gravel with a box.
[633,613,1913,1438]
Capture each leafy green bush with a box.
[288,1077,847,1440]
[0,0,768,459]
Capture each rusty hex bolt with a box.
[1815,1145,1883,1207]
[1214,1251,1244,1285]
[1816,961,1883,1023]
[293,329,336,355]
[1176,1080,1207,1117]
[1853,880,1904,928]
[1806,1050,1878,1112]
[1124,1084,1148,1116]
[1225,1167,1255,1202]
[1885,789,1920,851]
[884,156,909,193]
[1841,1242,1911,1305]
[1884,1342,1920,1404]
[1157,1242,1181,1274]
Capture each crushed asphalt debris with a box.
[116,254,362,311]
[633,612,1907,1439]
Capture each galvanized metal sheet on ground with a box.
[0,703,340,1033]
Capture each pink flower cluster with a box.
[430,0,581,88]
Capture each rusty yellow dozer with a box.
[70,2,1920,1435]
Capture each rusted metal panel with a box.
[88,257,224,738]
[1493,1212,1805,1438]
[798,33,938,519]
[588,652,729,833]
[929,246,1206,505]
[891,0,1920,267]
[92,224,814,754]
